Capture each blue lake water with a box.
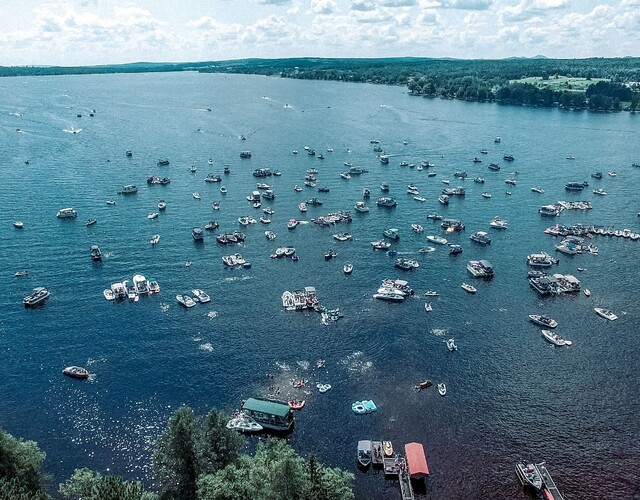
[1,72,639,499]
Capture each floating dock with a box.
[371,441,384,466]
[536,462,564,500]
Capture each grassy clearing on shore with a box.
[511,76,608,92]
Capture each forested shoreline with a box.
[2,57,639,112]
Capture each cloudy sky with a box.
[1,0,638,66]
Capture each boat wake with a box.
[296,360,310,371]
[206,311,218,319]
[274,361,291,372]
[62,127,83,134]
[431,328,448,337]
[199,343,214,352]
[159,303,170,313]
[338,351,373,374]
[223,275,252,282]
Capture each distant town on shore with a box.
[3,56,639,112]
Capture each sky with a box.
[1,0,639,66]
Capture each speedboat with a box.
[226,413,263,433]
[383,228,400,240]
[373,291,405,302]
[158,200,167,210]
[86,219,97,226]
[449,244,463,255]
[133,274,150,294]
[584,288,591,297]
[176,294,197,308]
[147,212,159,219]
[489,217,508,229]
[425,291,439,297]
[516,462,543,491]
[63,366,89,379]
[343,263,353,274]
[426,235,448,245]
[446,338,457,351]
[370,239,391,250]
[192,192,201,200]
[593,188,607,196]
[192,227,204,240]
[357,440,372,467]
[333,232,352,241]
[354,201,369,213]
[204,221,219,231]
[594,307,617,321]
[424,302,432,312]
[15,270,28,277]
[481,192,492,198]
[90,244,102,261]
[531,187,544,193]
[541,329,572,346]
[437,383,446,396]
[412,224,424,233]
[106,200,116,206]
[150,234,160,245]
[23,287,50,307]
[191,289,211,303]
[461,282,476,293]
[529,314,557,328]
[265,231,276,240]
[383,441,393,457]
[608,171,617,177]
[56,208,78,219]
[470,231,491,244]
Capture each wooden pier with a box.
[536,462,564,500]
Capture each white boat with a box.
[414,196,427,202]
[594,307,617,321]
[220,186,227,194]
[437,383,446,396]
[13,221,24,229]
[265,231,276,240]
[191,289,211,303]
[176,294,197,308]
[515,462,543,491]
[593,188,607,196]
[470,231,491,244]
[461,282,477,293]
[193,192,201,200]
[383,228,400,240]
[370,239,391,250]
[192,227,204,240]
[424,302,432,312]
[56,208,78,219]
[541,329,572,346]
[426,235,448,245]
[411,224,424,233]
[120,184,138,194]
[481,192,492,199]
[110,282,127,299]
[333,232,352,241]
[103,289,115,301]
[357,440,373,467]
[147,212,159,219]
[133,274,150,294]
[489,217,508,229]
[106,200,116,206]
[260,216,271,224]
[226,413,263,433]
[531,187,544,193]
[354,201,369,213]
[373,291,405,302]
[343,263,353,274]
[23,287,50,307]
[529,314,557,328]
[584,288,591,297]
[158,200,167,210]
[446,338,457,351]
[425,291,439,297]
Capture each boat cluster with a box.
[103,274,159,301]
[282,286,319,311]
[146,175,170,185]
[222,253,251,267]
[270,247,297,259]
[311,211,352,226]
[176,289,211,308]
[373,279,414,302]
[529,273,581,296]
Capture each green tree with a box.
[59,468,157,500]
[0,428,47,498]
[153,407,203,500]
[201,408,244,472]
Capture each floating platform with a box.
[371,441,384,466]
[536,462,564,500]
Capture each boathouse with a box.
[405,442,429,479]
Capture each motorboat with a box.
[133,274,150,294]
[505,178,517,186]
[226,413,263,433]
[193,192,201,200]
[488,163,500,171]
[594,307,617,321]
[56,208,78,219]
[357,440,372,467]
[15,270,28,277]
[584,288,591,297]
[63,366,89,379]
[147,212,159,220]
[343,263,353,274]
[103,289,115,300]
[474,177,485,184]
[531,187,544,193]
[383,228,400,240]
[158,200,167,210]
[119,184,138,195]
[110,282,127,300]
[189,165,197,173]
[515,462,543,491]
[412,224,424,233]
[413,196,427,202]
[395,258,419,270]
[593,188,607,196]
[150,234,160,245]
[23,287,50,307]
[370,240,391,250]
[481,192,492,199]
[466,259,494,277]
[383,441,393,457]
[355,201,369,213]
[427,214,443,220]
[373,290,405,302]
[106,200,116,205]
[340,172,351,180]
[376,197,396,207]
[437,194,449,205]
[192,227,204,240]
[265,231,276,240]
[191,289,211,303]
[415,380,432,392]
[380,183,390,192]
[591,171,603,179]
[204,221,219,231]
[85,219,97,226]
[239,151,252,158]
[529,314,557,328]
[446,338,457,351]
[324,249,338,260]
[441,179,450,185]
[333,232,352,241]
[470,231,491,244]
[424,302,432,312]
[503,154,514,161]
[288,399,305,411]
[437,383,446,396]
[461,282,477,293]
[176,294,197,308]
[425,291,439,297]
[259,216,271,224]
[157,158,170,166]
[449,245,463,255]
[541,329,572,346]
[299,202,307,212]
[90,244,102,261]
[126,150,133,157]
[527,252,558,267]
[489,217,508,229]
[608,171,617,177]
[287,219,298,230]
[426,235,448,245]
[565,181,589,191]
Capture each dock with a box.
[398,466,414,500]
[536,462,564,500]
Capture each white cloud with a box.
[351,0,377,11]
[311,0,339,14]
[502,0,569,22]
[257,0,291,5]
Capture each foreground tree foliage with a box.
[0,428,48,499]
[197,439,354,500]
[2,405,354,499]
[59,468,157,500]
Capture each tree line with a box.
[0,406,354,499]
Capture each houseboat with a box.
[242,398,294,432]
